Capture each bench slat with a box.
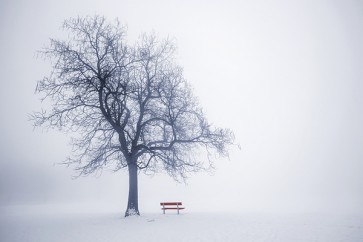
[160,202,182,206]
[161,208,185,210]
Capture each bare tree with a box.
[32,15,233,217]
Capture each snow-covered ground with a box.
[1,204,363,242]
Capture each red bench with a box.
[160,202,185,214]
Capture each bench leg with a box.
[163,205,165,214]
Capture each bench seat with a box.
[161,207,185,210]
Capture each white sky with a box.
[0,0,362,214]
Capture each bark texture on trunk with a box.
[125,162,140,217]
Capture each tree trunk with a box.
[125,162,140,217]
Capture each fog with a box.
[0,0,362,214]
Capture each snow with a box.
[1,204,363,242]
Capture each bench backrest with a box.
[160,202,182,206]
